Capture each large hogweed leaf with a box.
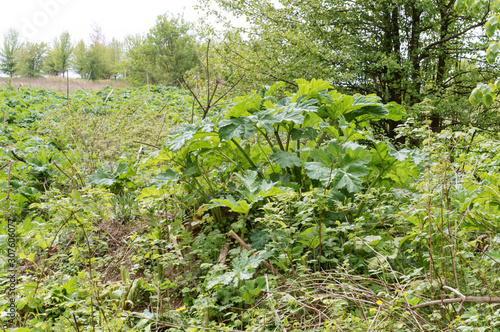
[368,138,419,187]
[270,149,303,168]
[207,250,263,289]
[304,139,371,193]
[210,170,281,214]
[218,117,256,141]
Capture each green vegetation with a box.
[1,0,500,331]
[1,79,500,331]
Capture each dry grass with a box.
[0,76,127,93]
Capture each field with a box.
[0,81,500,331]
[0,76,126,94]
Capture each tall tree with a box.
[16,42,47,78]
[72,26,112,80]
[72,40,87,78]
[0,28,21,83]
[107,38,123,79]
[199,0,492,130]
[125,14,198,85]
[85,24,110,80]
[46,31,73,76]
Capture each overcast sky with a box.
[0,0,201,44]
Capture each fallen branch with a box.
[132,140,160,149]
[412,296,500,309]
[11,150,26,163]
[217,242,229,265]
[229,230,282,278]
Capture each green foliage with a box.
[0,28,20,79]
[125,14,198,85]
[2,78,500,331]
[45,31,73,76]
[16,42,47,78]
[200,0,490,107]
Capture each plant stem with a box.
[230,138,257,168]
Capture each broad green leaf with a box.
[152,169,180,187]
[226,92,262,117]
[323,95,353,120]
[364,235,382,246]
[277,104,305,124]
[295,78,332,99]
[484,92,495,106]
[249,108,280,133]
[470,86,483,106]
[88,169,116,186]
[290,127,319,140]
[334,170,364,192]
[382,102,407,121]
[344,105,389,122]
[218,117,256,141]
[454,0,466,13]
[264,81,286,97]
[486,16,498,37]
[212,195,251,214]
[167,123,198,151]
[304,139,371,192]
[270,150,303,168]
[304,162,336,183]
[182,155,201,178]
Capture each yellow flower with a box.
[176,307,186,312]
[403,292,407,296]
[376,300,383,305]
[369,308,376,312]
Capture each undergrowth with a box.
[0,81,499,331]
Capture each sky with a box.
[0,0,201,44]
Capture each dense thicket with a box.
[1,1,500,331]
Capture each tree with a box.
[460,0,500,108]
[199,0,493,131]
[125,13,198,85]
[72,40,87,78]
[107,38,123,79]
[45,32,73,76]
[0,28,21,82]
[72,26,112,80]
[16,42,47,78]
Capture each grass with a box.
[0,76,127,93]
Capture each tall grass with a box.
[0,76,126,93]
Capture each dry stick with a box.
[104,88,114,103]
[411,296,500,309]
[132,140,160,149]
[52,161,76,187]
[209,74,245,108]
[136,145,143,161]
[10,150,26,163]
[171,236,184,261]
[66,69,70,105]
[179,77,204,110]
[0,162,9,171]
[217,242,229,265]
[6,163,13,210]
[205,39,211,118]
[266,274,287,332]
[443,285,466,312]
[72,312,81,332]
[228,230,282,279]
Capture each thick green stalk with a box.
[285,123,294,152]
[230,138,257,168]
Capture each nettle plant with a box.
[150,79,417,231]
